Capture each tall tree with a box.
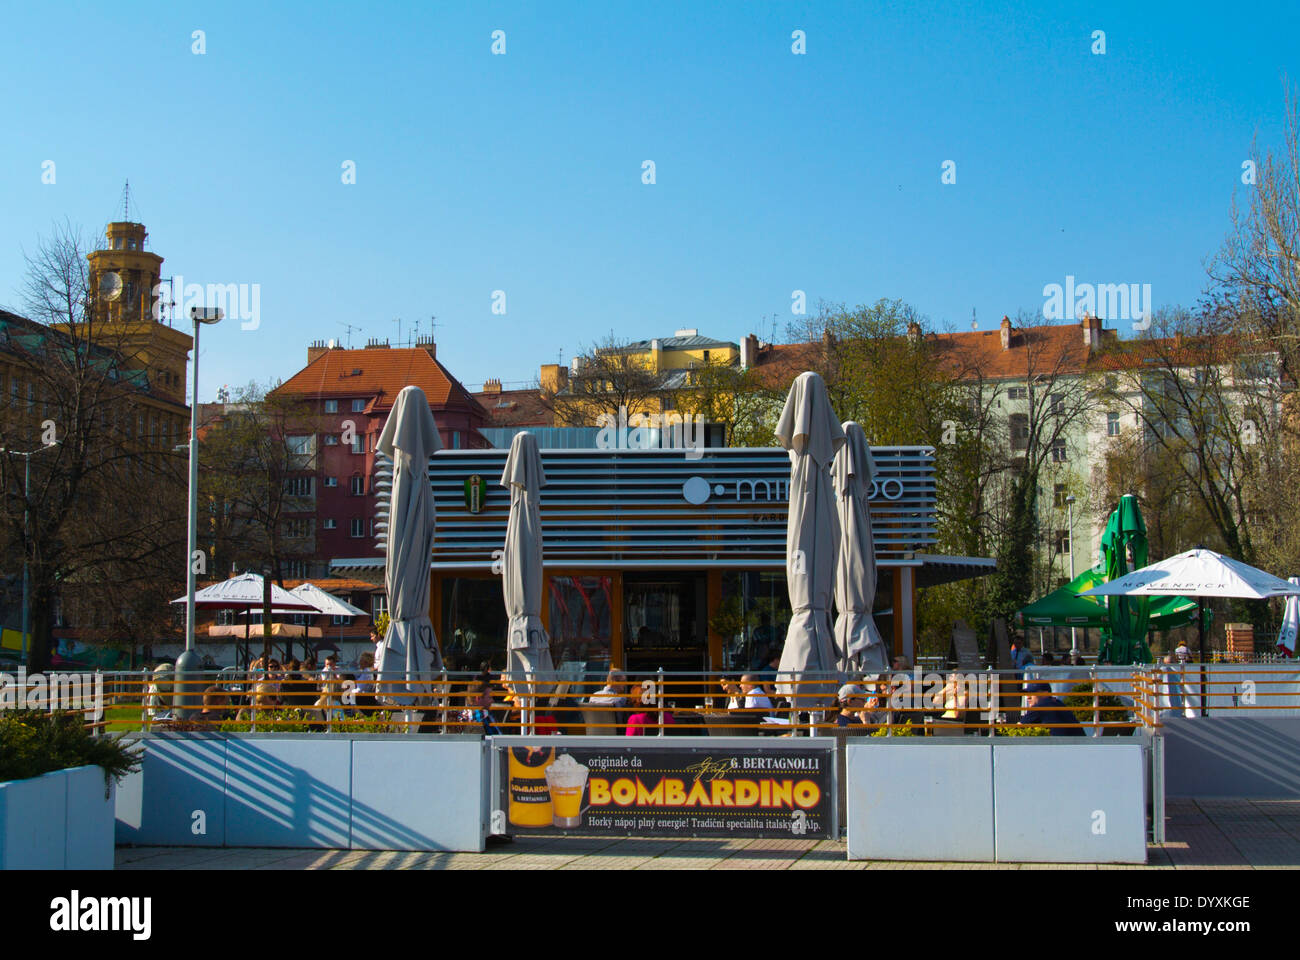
[0,222,187,670]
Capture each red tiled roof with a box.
[748,320,1237,388]
[272,346,487,416]
[472,387,553,427]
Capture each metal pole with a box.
[21,453,30,667]
[1067,497,1077,654]
[175,319,202,717]
[1198,597,1207,717]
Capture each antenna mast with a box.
[336,321,361,349]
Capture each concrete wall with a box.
[115,734,487,852]
[1163,716,1300,798]
[846,738,1147,863]
[0,765,116,870]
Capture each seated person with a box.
[1019,683,1084,736]
[626,704,675,736]
[192,685,233,724]
[718,678,744,710]
[460,681,502,736]
[834,684,868,727]
[740,674,774,712]
[588,669,629,707]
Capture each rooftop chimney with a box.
[307,339,331,364]
[1000,316,1012,350]
[540,363,569,395]
[482,378,502,394]
[1081,313,1104,352]
[674,328,698,338]
[740,333,759,369]
[364,337,389,349]
[907,320,921,346]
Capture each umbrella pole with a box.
[1198,597,1207,717]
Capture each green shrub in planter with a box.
[0,711,139,785]
[1065,681,1131,735]
[869,722,917,737]
[997,724,1050,736]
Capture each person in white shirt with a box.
[741,674,773,711]
[588,669,629,707]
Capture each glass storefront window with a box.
[717,571,794,672]
[548,575,613,674]
[442,577,508,670]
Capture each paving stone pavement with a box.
[114,798,1300,870]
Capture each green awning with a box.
[1019,567,1197,630]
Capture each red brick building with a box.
[272,337,490,574]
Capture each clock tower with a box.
[85,219,191,405]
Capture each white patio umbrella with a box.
[1080,547,1300,714]
[832,421,889,674]
[373,386,443,717]
[775,372,847,715]
[291,582,368,650]
[1278,577,1300,657]
[501,432,554,731]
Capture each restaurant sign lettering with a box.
[496,743,833,838]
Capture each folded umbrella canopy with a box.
[1278,577,1300,657]
[374,385,443,707]
[775,372,847,710]
[832,421,888,674]
[501,431,554,718]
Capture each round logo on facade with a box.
[682,476,711,505]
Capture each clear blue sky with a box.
[2,1,1297,401]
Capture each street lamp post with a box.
[175,307,223,716]
[0,442,59,668]
[1066,494,1078,653]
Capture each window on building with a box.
[1053,484,1068,509]
[350,434,365,454]
[1007,386,1027,400]
[324,399,339,413]
[1009,413,1029,451]
[1051,438,1067,462]
[372,594,388,619]
[452,431,461,449]
[323,518,337,530]
[331,614,351,626]
[284,476,315,497]
[324,476,338,488]
[351,399,366,413]
[1107,412,1120,436]
[324,435,339,446]
[350,474,365,496]
[282,517,314,539]
[287,435,314,456]
[703,350,711,363]
[1054,530,1071,555]
[1050,393,1064,416]
[350,518,365,538]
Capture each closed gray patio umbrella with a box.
[502,431,554,729]
[775,371,847,712]
[833,421,889,674]
[374,386,443,713]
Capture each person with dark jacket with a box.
[1019,683,1084,736]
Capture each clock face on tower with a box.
[100,271,123,301]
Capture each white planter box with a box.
[0,765,116,870]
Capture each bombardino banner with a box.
[497,743,833,838]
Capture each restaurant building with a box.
[333,445,994,675]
